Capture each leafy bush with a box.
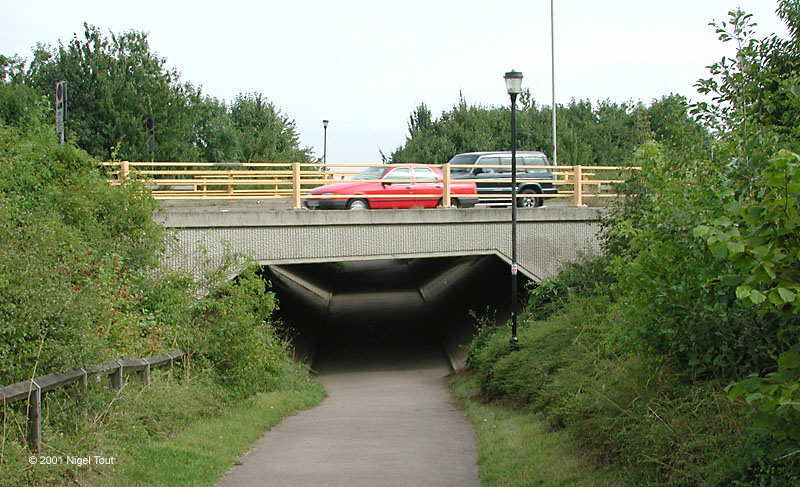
[466,301,745,487]
[598,142,792,379]
[0,112,304,389]
[695,149,800,445]
[526,255,614,321]
[0,113,315,484]
[189,267,302,397]
[0,123,166,383]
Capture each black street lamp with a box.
[504,69,523,347]
[322,120,329,167]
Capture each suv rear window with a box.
[522,155,550,172]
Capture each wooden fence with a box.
[0,350,184,452]
[100,161,639,208]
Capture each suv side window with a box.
[476,157,500,174]
[521,155,548,166]
[521,155,550,173]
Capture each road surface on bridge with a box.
[216,261,480,487]
[158,198,567,213]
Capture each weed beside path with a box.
[451,374,621,487]
[95,383,325,487]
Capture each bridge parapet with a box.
[104,161,636,208]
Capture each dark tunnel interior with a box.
[259,255,530,372]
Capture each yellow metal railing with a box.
[100,161,640,208]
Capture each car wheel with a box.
[452,198,462,208]
[517,188,541,208]
[347,198,369,210]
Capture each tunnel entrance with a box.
[260,255,529,372]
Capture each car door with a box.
[372,167,413,208]
[411,167,442,207]
[471,156,503,200]
[522,155,553,186]
[499,156,515,198]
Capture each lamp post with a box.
[551,0,557,166]
[504,69,523,347]
[322,120,329,168]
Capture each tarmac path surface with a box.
[217,261,480,487]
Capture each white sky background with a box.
[0,0,789,162]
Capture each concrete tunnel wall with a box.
[262,255,523,371]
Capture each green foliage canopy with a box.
[390,92,708,166]
[7,23,312,163]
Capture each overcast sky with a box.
[0,0,789,162]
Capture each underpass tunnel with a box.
[260,255,530,372]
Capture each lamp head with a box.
[323,119,329,128]
[504,70,523,95]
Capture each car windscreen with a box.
[448,154,480,173]
[351,167,388,180]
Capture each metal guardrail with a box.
[0,350,184,452]
[100,161,639,208]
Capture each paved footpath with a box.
[216,335,480,486]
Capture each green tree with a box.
[647,94,711,159]
[0,55,48,129]
[390,94,698,166]
[191,95,240,162]
[24,23,202,161]
[228,92,311,162]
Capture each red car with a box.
[304,166,479,210]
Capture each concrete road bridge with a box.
[156,205,604,283]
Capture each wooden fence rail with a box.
[101,161,640,208]
[0,350,184,452]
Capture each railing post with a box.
[141,359,151,386]
[442,163,452,208]
[572,165,584,207]
[110,361,123,390]
[120,160,130,182]
[292,163,302,209]
[79,367,88,391]
[227,170,233,195]
[27,380,42,452]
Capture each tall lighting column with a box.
[322,120,329,168]
[551,0,557,165]
[504,69,523,347]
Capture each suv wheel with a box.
[517,188,541,208]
